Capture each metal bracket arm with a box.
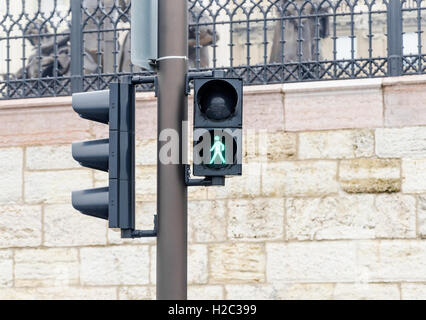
[184,164,225,187]
[132,75,159,97]
[121,215,158,239]
[132,75,156,84]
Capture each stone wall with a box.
[0,75,426,300]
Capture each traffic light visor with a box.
[72,187,109,220]
[72,90,110,124]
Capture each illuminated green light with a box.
[210,136,226,165]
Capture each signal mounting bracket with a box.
[185,71,214,95]
[184,164,225,187]
[132,75,159,97]
[121,215,158,239]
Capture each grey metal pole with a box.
[70,0,83,93]
[156,0,188,300]
[387,0,403,76]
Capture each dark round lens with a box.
[197,80,238,121]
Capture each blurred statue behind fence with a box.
[269,0,330,68]
[10,19,97,80]
[5,0,331,95]
[188,5,218,69]
[8,1,217,91]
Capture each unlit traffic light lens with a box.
[197,80,238,121]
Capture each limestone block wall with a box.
[0,75,426,300]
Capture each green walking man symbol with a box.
[210,136,226,164]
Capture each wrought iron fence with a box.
[0,0,425,99]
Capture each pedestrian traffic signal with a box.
[192,73,243,177]
[71,79,136,231]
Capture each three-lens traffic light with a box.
[71,79,136,231]
[192,73,243,177]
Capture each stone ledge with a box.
[383,75,426,127]
[0,84,283,111]
[0,96,72,111]
[0,92,156,111]
[282,78,383,94]
[382,74,426,87]
[3,74,426,110]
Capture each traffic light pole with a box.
[156,0,188,300]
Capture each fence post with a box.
[387,0,403,76]
[71,0,84,93]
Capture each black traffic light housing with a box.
[71,81,134,230]
[192,72,243,178]
[71,77,157,238]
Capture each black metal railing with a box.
[0,0,425,99]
